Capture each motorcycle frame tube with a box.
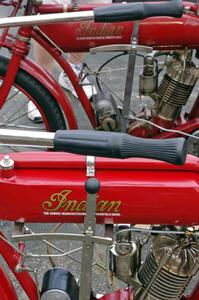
[0,27,31,110]
[0,265,18,300]
[0,231,38,300]
[153,118,199,139]
[0,0,23,46]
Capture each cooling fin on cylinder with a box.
[137,233,199,300]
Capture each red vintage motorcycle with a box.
[0,128,198,300]
[0,0,199,154]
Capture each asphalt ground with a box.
[0,4,199,300]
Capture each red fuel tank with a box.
[38,4,199,52]
[0,152,198,225]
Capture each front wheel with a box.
[0,55,67,152]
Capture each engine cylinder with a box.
[156,56,199,121]
[157,74,194,120]
[137,233,199,300]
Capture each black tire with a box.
[0,55,67,151]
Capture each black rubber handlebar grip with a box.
[54,130,187,165]
[94,0,183,23]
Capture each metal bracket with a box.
[86,156,95,177]
[13,221,25,236]
[90,44,153,54]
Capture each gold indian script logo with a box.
[75,22,124,40]
[42,190,121,216]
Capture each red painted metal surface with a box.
[0,27,32,110]
[31,2,199,137]
[99,287,131,300]
[190,94,199,120]
[0,27,79,130]
[153,118,199,139]
[1,3,198,133]
[0,265,18,300]
[189,282,199,300]
[0,2,199,299]
[0,231,38,300]
[38,9,199,52]
[20,55,79,129]
[31,29,96,129]
[0,152,198,225]
[129,116,199,138]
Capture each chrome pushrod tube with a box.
[0,129,55,148]
[0,10,94,28]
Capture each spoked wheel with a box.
[0,55,66,153]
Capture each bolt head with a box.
[0,155,14,170]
